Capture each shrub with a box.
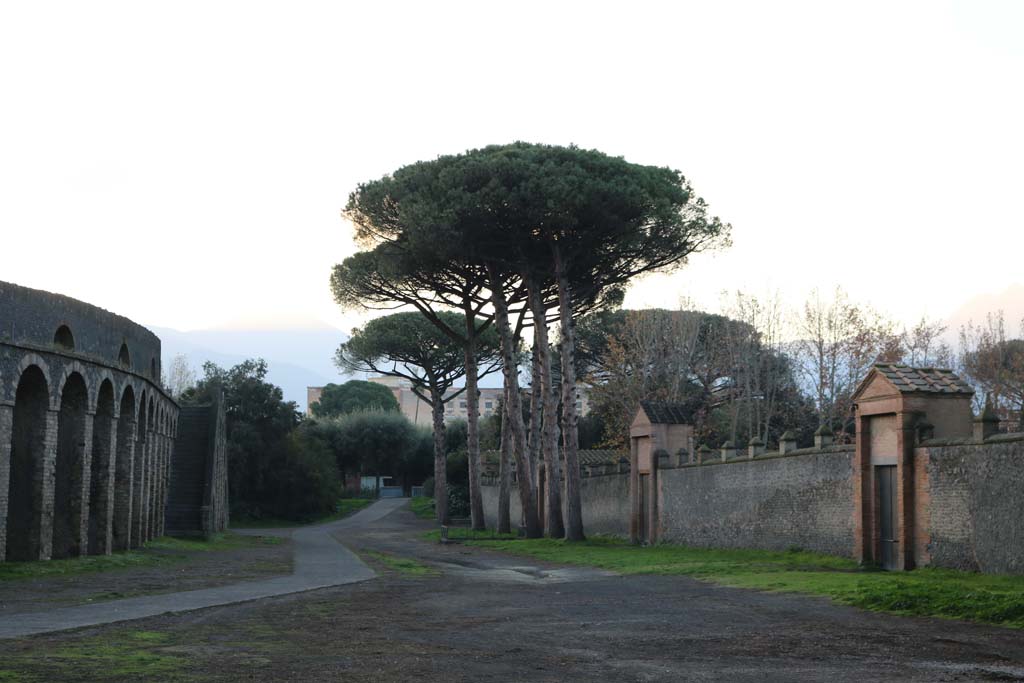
[447,483,470,518]
[421,476,435,498]
[263,429,342,520]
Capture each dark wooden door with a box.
[638,474,649,544]
[877,465,898,570]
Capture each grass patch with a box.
[410,496,435,519]
[0,532,280,582]
[467,537,1024,628]
[362,550,439,577]
[146,532,282,552]
[424,527,520,542]
[230,498,374,528]
[0,630,188,681]
[0,548,179,582]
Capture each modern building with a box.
[306,376,590,424]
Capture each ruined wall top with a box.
[0,280,162,382]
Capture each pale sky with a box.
[2,1,1022,335]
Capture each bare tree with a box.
[793,287,893,436]
[959,311,1024,420]
[163,354,196,399]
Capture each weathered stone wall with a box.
[0,281,178,561]
[0,280,163,380]
[166,391,227,538]
[918,436,1024,574]
[479,438,1024,574]
[658,448,856,556]
[482,471,631,536]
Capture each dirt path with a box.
[1,501,1023,681]
[0,500,402,639]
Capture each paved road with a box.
[0,498,403,639]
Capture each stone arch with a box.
[53,325,74,351]
[113,385,136,550]
[54,361,89,411]
[15,354,53,408]
[118,343,131,370]
[88,379,116,555]
[6,364,50,561]
[53,371,88,559]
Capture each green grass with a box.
[230,498,374,528]
[424,528,520,541]
[467,536,1024,628]
[0,630,189,681]
[0,532,280,582]
[362,550,439,577]
[409,496,435,519]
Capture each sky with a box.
[1,0,1022,337]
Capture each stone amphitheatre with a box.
[0,280,226,564]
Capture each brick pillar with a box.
[77,412,95,557]
[142,431,153,542]
[114,416,136,551]
[895,411,916,571]
[38,408,59,560]
[628,436,639,545]
[98,414,118,555]
[159,433,169,537]
[853,408,871,564]
[132,431,145,548]
[0,403,13,562]
[648,449,660,545]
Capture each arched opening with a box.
[88,380,115,555]
[118,343,131,369]
[53,372,88,559]
[6,365,49,561]
[53,325,75,351]
[113,386,135,551]
[131,392,148,548]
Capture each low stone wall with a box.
[658,448,856,557]
[482,470,631,536]
[919,435,1024,574]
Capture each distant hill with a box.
[151,319,352,411]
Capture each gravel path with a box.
[0,499,402,639]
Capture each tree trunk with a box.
[497,383,512,534]
[530,282,565,538]
[528,339,543,489]
[463,320,486,531]
[554,245,585,541]
[488,265,541,538]
[430,392,449,525]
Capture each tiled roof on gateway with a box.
[638,401,689,424]
[873,363,974,395]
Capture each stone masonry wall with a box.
[481,470,631,537]
[480,439,1024,574]
[481,448,855,555]
[657,448,856,556]
[918,436,1024,574]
